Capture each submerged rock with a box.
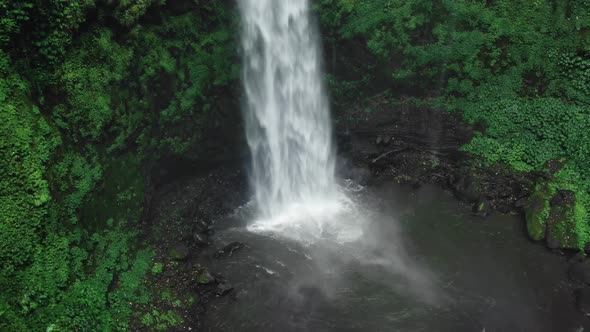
[214,242,245,259]
[168,242,190,260]
[215,283,234,297]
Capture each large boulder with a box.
[546,190,578,249]
[525,187,580,249]
[524,185,551,241]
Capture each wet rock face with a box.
[335,157,371,185]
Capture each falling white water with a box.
[239,0,360,242]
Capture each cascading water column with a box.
[239,0,359,242]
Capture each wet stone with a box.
[196,269,216,284]
[215,283,234,297]
[214,242,245,259]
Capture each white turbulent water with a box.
[239,0,360,242]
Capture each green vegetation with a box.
[2,0,589,328]
[1,0,237,330]
[152,262,164,275]
[317,0,590,248]
[141,309,183,331]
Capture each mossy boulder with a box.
[546,190,579,249]
[196,269,216,284]
[525,186,580,248]
[524,185,552,241]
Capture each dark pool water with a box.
[197,183,590,332]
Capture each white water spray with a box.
[239,0,359,242]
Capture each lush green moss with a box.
[524,185,553,242]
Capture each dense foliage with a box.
[317,0,590,247]
[2,0,589,329]
[0,0,237,330]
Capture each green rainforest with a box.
[1,0,589,330]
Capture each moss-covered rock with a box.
[546,190,579,249]
[524,185,552,241]
[196,269,216,284]
[525,185,582,249]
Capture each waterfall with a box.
[239,0,358,242]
